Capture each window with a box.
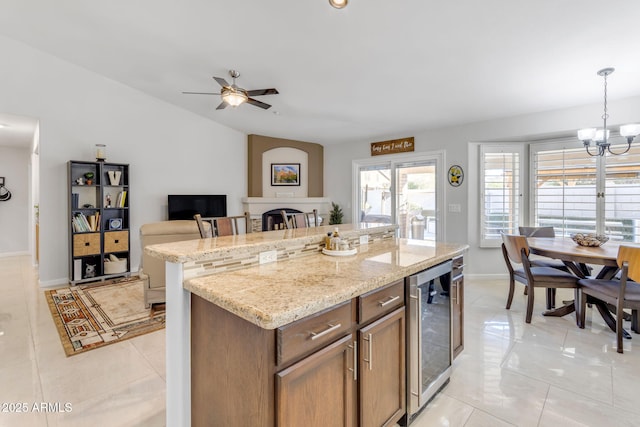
[479,144,524,247]
[532,141,598,236]
[531,137,640,242]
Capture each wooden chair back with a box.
[281,209,319,229]
[304,209,319,227]
[519,226,555,238]
[194,214,213,238]
[617,245,640,283]
[292,213,308,228]
[194,213,251,237]
[501,233,530,264]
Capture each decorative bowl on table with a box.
[571,233,609,247]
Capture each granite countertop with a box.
[185,238,468,329]
[144,223,387,264]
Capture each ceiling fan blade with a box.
[182,91,220,95]
[246,88,279,97]
[213,76,230,87]
[216,101,228,110]
[246,98,271,109]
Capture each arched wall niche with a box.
[247,134,324,197]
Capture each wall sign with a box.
[370,137,414,156]
[448,165,464,187]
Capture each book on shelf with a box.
[71,193,79,209]
[116,190,127,208]
[72,212,100,232]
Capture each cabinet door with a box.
[276,334,357,427]
[359,307,405,427]
[452,276,464,358]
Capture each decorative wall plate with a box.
[448,165,464,187]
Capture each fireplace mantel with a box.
[242,197,331,217]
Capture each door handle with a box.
[363,333,373,370]
[347,341,357,381]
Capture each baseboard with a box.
[39,278,71,288]
[0,250,30,258]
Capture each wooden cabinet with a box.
[68,160,130,283]
[452,255,464,359]
[359,308,405,427]
[275,279,405,427]
[191,279,406,427]
[276,334,357,427]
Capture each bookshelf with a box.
[68,160,130,283]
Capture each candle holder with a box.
[95,144,107,162]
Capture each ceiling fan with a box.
[182,70,279,110]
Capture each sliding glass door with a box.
[354,153,443,241]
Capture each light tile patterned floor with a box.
[1,255,638,426]
[0,256,165,427]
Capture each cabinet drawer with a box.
[73,233,101,256]
[104,230,129,253]
[358,279,404,325]
[277,299,354,367]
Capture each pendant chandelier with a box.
[577,68,640,157]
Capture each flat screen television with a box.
[168,194,227,220]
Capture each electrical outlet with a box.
[359,234,369,245]
[259,250,277,264]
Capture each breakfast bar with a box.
[145,224,468,426]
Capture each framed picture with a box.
[271,163,300,186]
[109,218,123,230]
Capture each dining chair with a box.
[194,213,251,237]
[194,214,214,238]
[280,209,319,229]
[501,233,580,323]
[577,245,640,353]
[518,226,572,300]
[520,226,593,279]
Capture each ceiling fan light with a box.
[620,124,640,138]
[329,0,348,9]
[577,128,596,141]
[221,89,247,107]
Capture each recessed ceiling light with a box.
[329,0,348,9]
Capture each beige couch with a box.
[139,220,209,308]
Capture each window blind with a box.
[480,145,522,247]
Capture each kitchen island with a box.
[145,224,468,426]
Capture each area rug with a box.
[45,277,165,356]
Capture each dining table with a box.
[527,237,632,338]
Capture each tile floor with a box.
[0,256,165,427]
[1,255,638,426]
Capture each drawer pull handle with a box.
[84,242,90,246]
[114,239,119,244]
[310,323,341,340]
[378,295,400,307]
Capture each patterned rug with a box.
[45,277,165,356]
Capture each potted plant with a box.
[84,172,95,185]
[329,202,344,225]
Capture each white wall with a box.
[325,96,640,276]
[0,35,246,285]
[0,146,30,255]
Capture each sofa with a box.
[139,220,210,308]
